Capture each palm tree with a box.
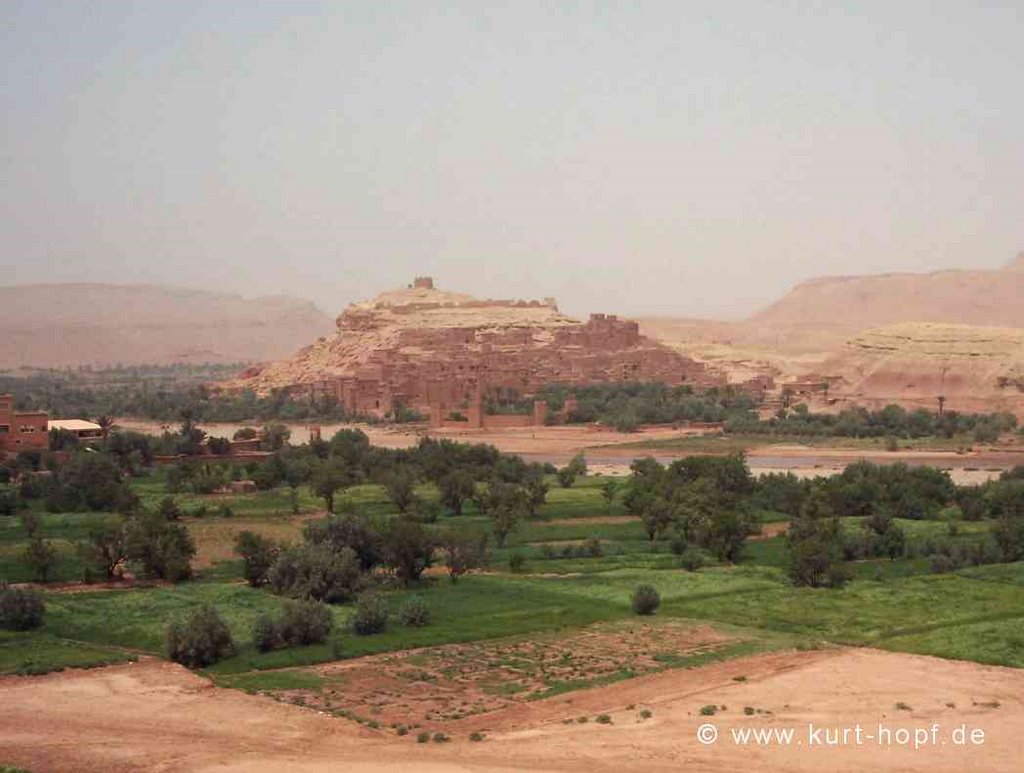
[96,415,117,439]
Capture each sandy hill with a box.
[637,255,1024,414]
[229,278,716,410]
[739,254,1024,352]
[822,322,1024,414]
[0,284,334,368]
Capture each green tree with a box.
[124,510,196,582]
[490,487,527,547]
[992,516,1024,562]
[440,531,488,582]
[304,514,384,572]
[438,470,475,515]
[311,458,359,514]
[23,537,58,582]
[234,531,279,587]
[786,488,849,588]
[601,478,619,505]
[638,496,673,542]
[385,466,418,514]
[77,521,127,579]
[261,422,292,451]
[267,543,361,603]
[383,517,435,585]
[556,452,587,488]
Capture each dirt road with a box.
[2,648,1019,772]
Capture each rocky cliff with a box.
[820,323,1024,414]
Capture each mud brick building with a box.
[0,394,48,454]
[227,279,724,417]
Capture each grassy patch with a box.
[0,630,134,675]
[215,669,328,692]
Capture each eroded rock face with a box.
[822,323,1024,413]
[228,280,719,413]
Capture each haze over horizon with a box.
[2,1,1021,320]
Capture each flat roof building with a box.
[0,394,49,454]
[48,419,104,441]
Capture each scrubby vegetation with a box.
[0,584,45,631]
[1,419,1022,691]
[166,605,235,667]
[726,402,1018,442]
[252,600,332,652]
[631,584,661,615]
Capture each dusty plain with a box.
[1,647,1019,773]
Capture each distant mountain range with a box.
[738,253,1024,352]
[3,256,1022,415]
[639,254,1024,415]
[0,284,334,368]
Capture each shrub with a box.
[166,605,234,667]
[639,708,653,719]
[157,496,182,521]
[278,600,333,645]
[583,536,603,557]
[930,554,958,574]
[631,584,661,615]
[234,531,279,587]
[700,705,717,716]
[432,732,449,743]
[416,731,430,743]
[743,706,755,716]
[508,553,526,573]
[596,714,612,724]
[601,478,619,504]
[469,731,485,742]
[0,488,22,516]
[679,547,705,572]
[0,584,45,630]
[397,595,431,627]
[267,544,361,603]
[351,592,388,635]
[252,613,279,653]
[440,531,487,582]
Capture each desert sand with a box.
[1,648,1019,772]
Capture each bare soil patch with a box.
[188,514,321,568]
[2,647,1020,772]
[750,521,789,540]
[541,515,640,526]
[295,620,733,728]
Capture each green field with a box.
[2,471,1022,690]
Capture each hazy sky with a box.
[2,1,1021,319]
